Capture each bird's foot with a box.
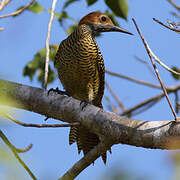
[47,87,67,96]
[80,100,92,110]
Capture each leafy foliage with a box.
[23,45,58,86]
[105,0,128,20]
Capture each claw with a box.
[47,87,67,96]
[80,100,91,110]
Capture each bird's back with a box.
[55,24,107,163]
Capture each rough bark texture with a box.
[0,79,180,150]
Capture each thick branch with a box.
[0,79,180,150]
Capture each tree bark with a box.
[0,79,180,150]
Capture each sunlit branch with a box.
[44,0,58,89]
[0,0,11,11]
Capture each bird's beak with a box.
[91,24,133,35]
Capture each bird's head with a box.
[79,11,133,35]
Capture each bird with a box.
[54,11,133,164]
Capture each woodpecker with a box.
[54,11,132,164]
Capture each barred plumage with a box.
[54,11,132,164]
[55,23,106,163]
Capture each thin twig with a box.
[59,142,108,180]
[167,0,180,11]
[175,91,179,113]
[132,18,178,121]
[105,69,162,89]
[0,0,11,11]
[134,55,155,75]
[15,144,33,153]
[153,18,180,33]
[120,84,180,116]
[129,100,158,117]
[0,0,34,18]
[0,130,37,180]
[105,81,126,112]
[44,0,58,89]
[3,112,80,128]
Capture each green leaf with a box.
[105,0,128,20]
[28,2,44,14]
[171,67,180,80]
[63,0,79,9]
[86,0,98,6]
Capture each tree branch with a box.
[132,18,179,121]
[0,79,180,149]
[167,0,180,11]
[105,69,162,89]
[153,18,180,33]
[0,0,11,11]
[59,143,108,180]
[1,111,79,128]
[1,79,180,179]
[0,130,37,180]
[105,81,126,112]
[0,0,34,19]
[44,0,58,89]
[120,85,180,116]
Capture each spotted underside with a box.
[54,24,107,163]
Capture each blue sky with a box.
[0,0,179,179]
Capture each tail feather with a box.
[69,103,109,164]
[69,126,108,164]
[69,126,78,145]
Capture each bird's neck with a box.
[74,24,95,40]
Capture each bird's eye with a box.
[101,16,107,22]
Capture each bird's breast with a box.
[55,29,104,103]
